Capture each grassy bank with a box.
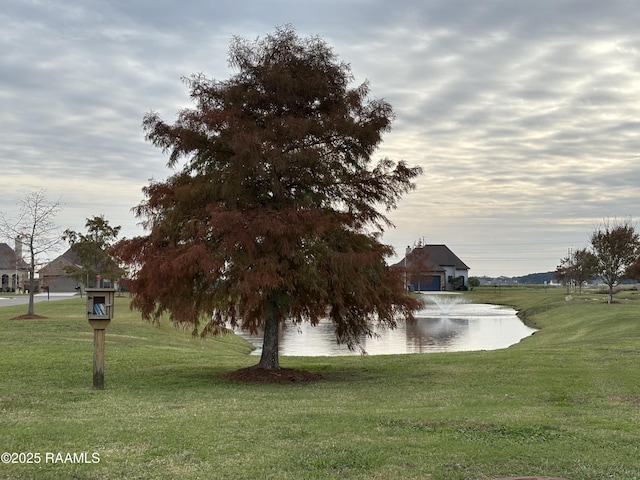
[1,289,639,479]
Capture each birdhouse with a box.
[86,288,115,329]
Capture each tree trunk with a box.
[607,284,613,304]
[27,294,35,316]
[27,269,35,316]
[257,296,281,370]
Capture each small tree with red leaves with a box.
[590,218,640,303]
[554,247,598,294]
[113,26,422,371]
[626,256,640,282]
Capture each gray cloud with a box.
[1,0,639,275]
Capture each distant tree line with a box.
[555,218,640,303]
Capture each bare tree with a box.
[0,189,63,316]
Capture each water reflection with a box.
[232,296,536,357]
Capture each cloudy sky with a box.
[2,0,639,277]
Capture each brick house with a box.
[0,240,29,292]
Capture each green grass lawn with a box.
[1,288,639,479]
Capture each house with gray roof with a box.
[392,243,470,291]
[0,239,29,292]
[38,247,83,292]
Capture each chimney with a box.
[15,236,23,262]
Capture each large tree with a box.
[113,26,423,371]
[62,215,125,290]
[590,218,640,303]
[0,189,63,316]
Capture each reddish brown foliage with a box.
[590,218,640,302]
[112,26,422,371]
[626,255,640,280]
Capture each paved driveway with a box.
[0,292,77,308]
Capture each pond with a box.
[233,294,536,356]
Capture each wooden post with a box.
[86,288,114,390]
[93,328,106,390]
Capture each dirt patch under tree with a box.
[10,314,48,320]
[222,366,322,384]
